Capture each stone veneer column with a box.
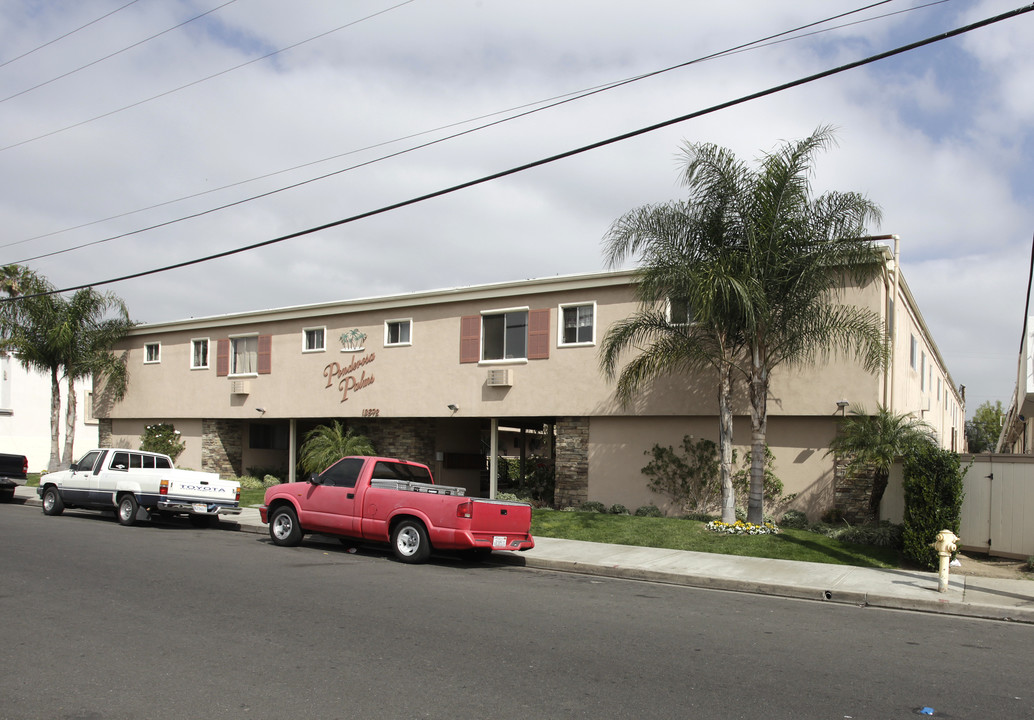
[202,419,243,478]
[98,418,113,448]
[833,461,874,524]
[554,416,589,508]
[360,419,435,470]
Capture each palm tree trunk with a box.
[747,352,768,524]
[48,367,61,472]
[61,375,77,469]
[718,365,736,524]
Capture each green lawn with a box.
[531,509,901,568]
[239,488,266,507]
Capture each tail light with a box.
[235,486,241,502]
[159,479,168,496]
[22,457,28,474]
[456,500,473,519]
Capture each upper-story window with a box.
[483,310,528,360]
[459,309,550,363]
[667,297,695,326]
[144,342,160,364]
[191,338,209,369]
[910,334,918,370]
[232,336,258,375]
[385,319,412,347]
[217,335,271,376]
[920,352,926,391]
[303,327,326,353]
[559,303,595,346]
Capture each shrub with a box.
[139,423,185,462]
[634,504,663,517]
[247,466,285,483]
[609,504,629,515]
[580,501,606,513]
[732,445,784,506]
[837,522,903,549]
[262,475,281,488]
[680,511,716,522]
[640,436,720,513]
[779,509,809,529]
[238,475,265,490]
[901,444,966,570]
[1025,556,1034,573]
[820,507,846,524]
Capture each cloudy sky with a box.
[1,0,1032,416]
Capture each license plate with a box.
[492,535,506,548]
[192,503,208,513]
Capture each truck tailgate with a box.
[469,499,532,534]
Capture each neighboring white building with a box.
[0,351,98,472]
[998,316,1034,453]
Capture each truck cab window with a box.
[320,457,364,488]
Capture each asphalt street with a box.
[2,503,1033,720]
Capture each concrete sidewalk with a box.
[13,486,1034,623]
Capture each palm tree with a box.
[58,288,133,467]
[827,405,935,523]
[679,126,888,523]
[1,270,65,470]
[1,268,133,470]
[299,421,375,475]
[600,199,751,523]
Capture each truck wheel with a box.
[269,506,302,546]
[391,519,430,564]
[117,494,139,526]
[0,487,14,502]
[42,487,64,516]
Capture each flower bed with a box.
[705,520,780,536]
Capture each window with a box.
[231,336,258,375]
[483,310,528,360]
[249,423,289,450]
[910,335,917,370]
[886,296,895,335]
[144,342,160,364]
[318,457,365,487]
[191,338,209,369]
[303,327,326,353]
[74,450,104,474]
[85,392,96,425]
[667,297,695,325]
[560,303,595,346]
[385,319,412,346]
[921,352,926,391]
[372,460,433,483]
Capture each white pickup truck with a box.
[38,448,241,527]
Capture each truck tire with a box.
[117,494,139,526]
[391,519,431,564]
[269,506,302,546]
[0,487,14,502]
[42,486,64,516]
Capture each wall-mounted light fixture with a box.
[256,407,266,414]
[835,400,849,416]
[447,404,459,413]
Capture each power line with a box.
[7,2,1030,303]
[5,0,932,260]
[0,0,238,104]
[0,0,418,152]
[0,0,142,70]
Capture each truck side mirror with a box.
[309,472,323,485]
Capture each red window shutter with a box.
[257,335,272,374]
[528,308,550,359]
[459,315,480,363]
[216,339,229,376]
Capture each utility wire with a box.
[0,0,142,70]
[0,0,418,152]
[7,2,1030,303]
[0,0,239,103]
[6,0,931,259]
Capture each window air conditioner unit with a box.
[230,380,250,395]
[486,368,512,387]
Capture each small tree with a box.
[901,443,966,570]
[140,423,186,462]
[827,405,935,523]
[641,435,720,513]
[299,421,375,475]
[965,400,1004,453]
[732,445,787,510]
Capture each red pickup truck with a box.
[259,456,535,563]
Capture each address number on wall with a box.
[362,408,380,417]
